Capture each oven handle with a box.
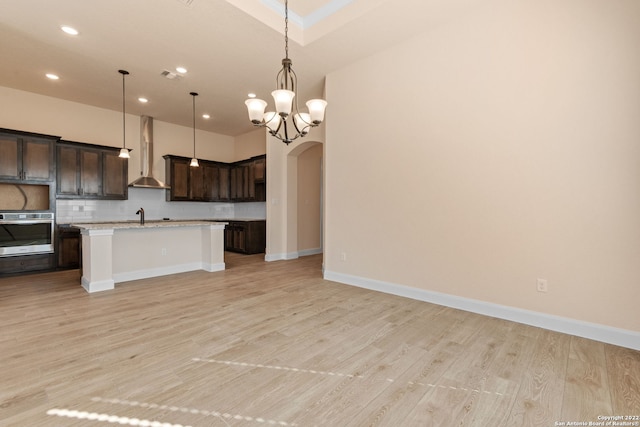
[0,220,55,225]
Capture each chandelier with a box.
[244,0,327,145]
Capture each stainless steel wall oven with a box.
[0,212,55,257]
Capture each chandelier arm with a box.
[276,66,285,89]
[283,119,290,143]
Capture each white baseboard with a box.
[202,262,225,272]
[113,262,205,284]
[298,247,322,257]
[81,277,115,293]
[323,270,640,351]
[266,248,322,262]
[265,252,299,262]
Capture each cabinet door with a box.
[224,222,235,250]
[232,222,246,252]
[229,166,238,200]
[0,136,21,180]
[244,221,266,254]
[103,151,128,199]
[254,158,265,182]
[22,138,54,181]
[56,145,80,195]
[168,158,190,200]
[80,149,102,196]
[57,227,81,269]
[0,137,54,181]
[218,165,230,200]
[247,164,255,199]
[189,164,204,200]
[202,163,218,201]
[231,166,246,201]
[243,165,252,199]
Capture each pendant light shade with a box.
[272,89,295,117]
[190,92,199,168]
[306,99,328,124]
[118,69,131,159]
[245,99,268,124]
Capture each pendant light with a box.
[189,92,199,167]
[118,69,131,159]
[244,0,327,145]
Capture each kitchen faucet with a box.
[136,207,145,225]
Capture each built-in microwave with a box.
[0,212,55,257]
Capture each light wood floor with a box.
[1,253,639,426]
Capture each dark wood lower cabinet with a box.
[0,253,55,275]
[224,220,266,254]
[57,225,81,269]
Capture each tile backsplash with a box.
[56,187,265,223]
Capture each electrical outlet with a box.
[341,252,347,262]
[161,248,167,256]
[536,278,548,293]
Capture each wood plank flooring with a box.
[1,252,639,426]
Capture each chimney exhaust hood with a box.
[129,116,170,189]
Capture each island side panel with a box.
[80,228,115,293]
[202,224,226,272]
[111,226,205,283]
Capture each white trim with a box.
[323,270,640,351]
[81,277,114,293]
[265,251,299,262]
[266,248,321,261]
[202,262,225,273]
[298,247,322,257]
[81,228,114,237]
[113,262,203,283]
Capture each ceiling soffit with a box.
[224,0,388,45]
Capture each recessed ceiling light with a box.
[247,93,256,98]
[46,73,60,80]
[138,97,149,103]
[176,66,187,74]
[61,26,79,35]
[202,114,210,119]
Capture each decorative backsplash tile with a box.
[55,187,265,224]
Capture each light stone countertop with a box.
[71,220,228,230]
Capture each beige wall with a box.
[0,85,237,185]
[233,128,267,161]
[324,0,640,335]
[297,144,323,253]
[265,125,324,260]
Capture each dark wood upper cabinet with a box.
[164,155,241,203]
[190,164,205,200]
[165,156,190,201]
[218,164,230,201]
[57,145,79,195]
[203,162,221,201]
[103,150,128,199]
[80,149,102,197]
[56,141,128,200]
[229,155,266,202]
[0,130,57,182]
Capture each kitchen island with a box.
[71,220,227,293]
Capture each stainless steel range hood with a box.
[129,116,170,189]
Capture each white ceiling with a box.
[0,0,480,136]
